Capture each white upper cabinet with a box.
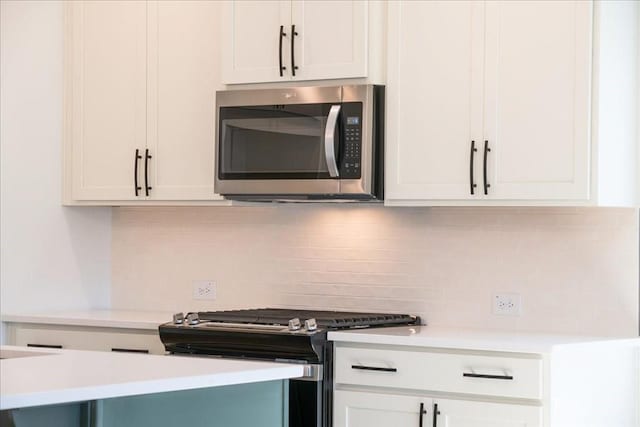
[65,0,227,204]
[290,1,367,81]
[386,0,639,206]
[222,0,371,84]
[222,1,290,84]
[67,1,147,201]
[483,0,591,201]
[146,0,223,201]
[385,1,484,201]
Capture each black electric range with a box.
[158,308,420,427]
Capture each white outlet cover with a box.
[192,280,217,301]
[492,293,522,316]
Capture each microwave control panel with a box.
[340,102,362,179]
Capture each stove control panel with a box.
[162,313,326,336]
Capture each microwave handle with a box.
[324,105,341,178]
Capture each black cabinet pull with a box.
[463,372,513,380]
[483,140,491,195]
[469,140,477,195]
[144,148,152,196]
[432,403,441,427]
[111,348,150,354]
[134,149,142,196]
[418,402,427,427]
[27,343,62,349]
[290,24,298,76]
[279,25,286,77]
[351,365,397,373]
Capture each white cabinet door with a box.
[146,1,223,201]
[434,398,541,427]
[68,1,147,201]
[385,1,485,201]
[290,1,367,81]
[334,390,433,427]
[483,0,592,200]
[222,1,290,84]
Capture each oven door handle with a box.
[324,104,341,178]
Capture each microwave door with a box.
[221,117,330,175]
[219,108,332,178]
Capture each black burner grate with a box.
[197,308,420,330]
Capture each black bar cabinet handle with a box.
[27,343,63,349]
[144,148,152,197]
[278,25,286,77]
[418,402,427,427]
[433,403,441,427]
[290,24,298,76]
[111,348,150,354]
[351,365,397,373]
[134,149,142,196]
[483,140,491,195]
[463,372,513,380]
[469,140,477,195]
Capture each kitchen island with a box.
[0,345,303,427]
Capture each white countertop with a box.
[0,345,303,410]
[1,310,173,330]
[328,325,639,354]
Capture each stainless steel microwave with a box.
[214,85,384,201]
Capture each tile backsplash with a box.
[112,206,639,337]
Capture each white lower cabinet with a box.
[335,390,541,427]
[334,344,545,427]
[6,324,165,355]
[333,337,640,427]
[334,390,431,427]
[434,398,541,427]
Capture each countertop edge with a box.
[1,366,303,410]
[1,311,172,331]
[328,327,640,355]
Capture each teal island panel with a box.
[99,380,288,427]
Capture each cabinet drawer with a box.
[12,325,165,355]
[335,346,542,400]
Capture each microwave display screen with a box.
[346,117,360,125]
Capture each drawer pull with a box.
[351,365,397,373]
[111,348,150,354]
[27,344,63,349]
[463,372,513,380]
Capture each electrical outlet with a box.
[192,281,217,301]
[492,293,522,316]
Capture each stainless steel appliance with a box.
[215,85,384,201]
[159,308,419,427]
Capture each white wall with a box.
[112,206,639,337]
[0,1,111,321]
